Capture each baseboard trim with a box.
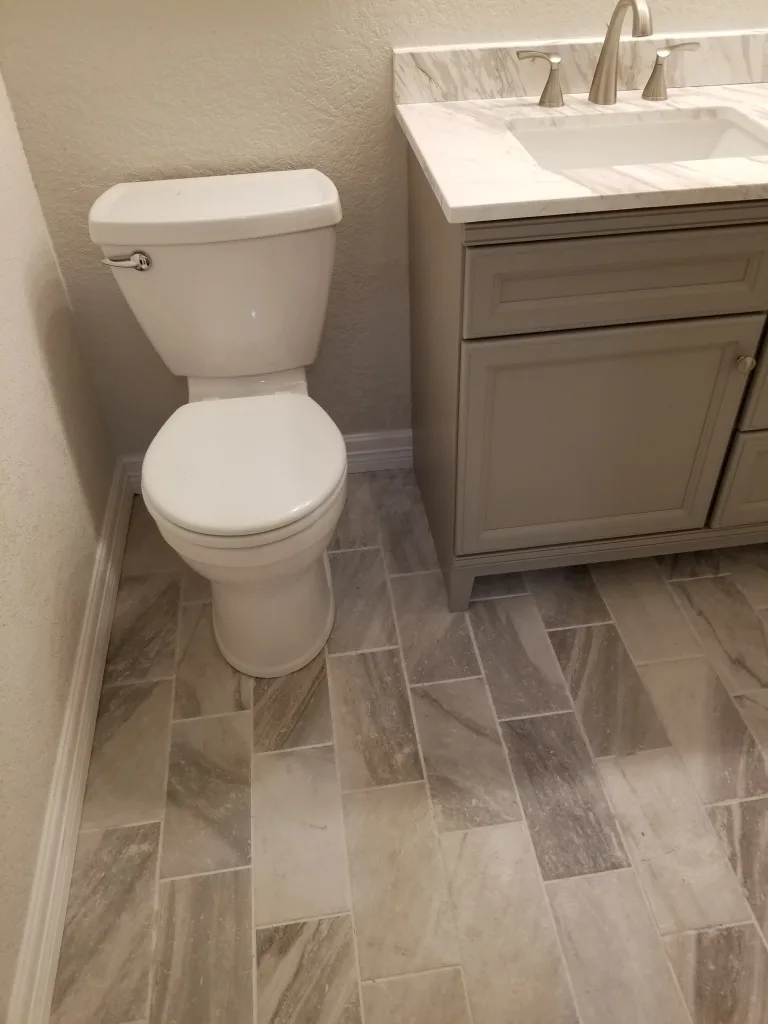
[8,457,134,1024]
[122,428,413,491]
[344,429,413,473]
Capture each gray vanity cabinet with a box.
[458,317,763,554]
[407,151,768,610]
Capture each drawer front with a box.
[464,225,768,339]
[740,334,768,430]
[711,431,768,527]
[457,316,763,554]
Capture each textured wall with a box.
[0,75,112,1012]
[0,2,764,454]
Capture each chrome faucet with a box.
[589,0,653,105]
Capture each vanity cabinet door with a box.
[457,315,764,555]
[711,431,768,527]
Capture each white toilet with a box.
[89,169,347,678]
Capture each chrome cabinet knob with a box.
[517,50,565,108]
[737,355,757,374]
[642,41,700,101]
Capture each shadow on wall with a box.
[26,260,113,531]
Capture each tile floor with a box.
[49,471,768,1024]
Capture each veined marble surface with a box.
[394,30,768,105]
[397,84,768,223]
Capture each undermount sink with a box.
[508,107,768,172]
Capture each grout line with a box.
[496,707,574,724]
[409,674,484,689]
[327,644,400,658]
[545,619,614,632]
[468,591,530,603]
[342,778,426,797]
[101,673,175,691]
[253,740,334,759]
[664,572,730,582]
[704,791,768,808]
[329,544,381,555]
[387,568,441,579]
[661,919,756,939]
[253,909,352,934]
[172,707,253,726]
[159,863,252,885]
[78,816,163,835]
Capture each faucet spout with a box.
[589,0,653,105]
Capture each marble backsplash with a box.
[394,29,768,105]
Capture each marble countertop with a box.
[396,84,768,224]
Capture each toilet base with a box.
[210,552,335,678]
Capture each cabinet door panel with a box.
[458,316,763,554]
[711,431,768,527]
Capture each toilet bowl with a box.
[89,169,346,676]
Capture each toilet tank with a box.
[89,170,341,379]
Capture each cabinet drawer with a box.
[711,431,768,527]
[457,316,763,554]
[464,225,768,339]
[740,335,768,430]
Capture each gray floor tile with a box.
[470,572,528,601]
[256,915,361,1024]
[121,498,185,577]
[327,549,397,654]
[327,649,422,791]
[252,651,333,753]
[50,823,159,1024]
[362,968,470,1024]
[526,566,610,629]
[665,924,768,1024]
[81,681,172,831]
[671,576,768,693]
[343,781,459,979]
[641,659,768,804]
[469,595,571,718]
[371,469,438,574]
[330,473,379,551]
[721,544,768,609]
[160,712,251,878]
[591,558,700,664]
[599,748,750,934]
[391,571,479,685]
[550,624,669,757]
[734,690,768,755]
[251,745,348,927]
[657,550,727,580]
[174,603,252,720]
[441,823,578,1024]
[150,869,252,1024]
[104,574,179,687]
[547,869,690,1024]
[412,679,520,832]
[709,796,768,937]
[501,713,628,881]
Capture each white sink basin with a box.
[508,107,768,172]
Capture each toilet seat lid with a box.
[142,393,347,536]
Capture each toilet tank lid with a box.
[89,169,341,246]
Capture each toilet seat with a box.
[142,392,347,538]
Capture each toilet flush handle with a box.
[101,251,152,271]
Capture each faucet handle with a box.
[642,41,701,101]
[517,50,565,108]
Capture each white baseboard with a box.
[8,457,134,1024]
[344,429,413,473]
[122,428,413,492]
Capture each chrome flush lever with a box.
[517,51,565,108]
[101,251,152,271]
[642,42,701,101]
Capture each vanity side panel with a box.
[407,151,464,571]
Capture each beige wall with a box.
[0,75,112,1013]
[0,2,764,455]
